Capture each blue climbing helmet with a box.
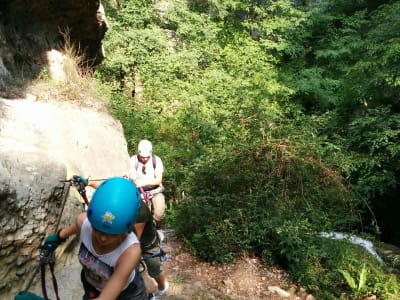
[87,177,141,234]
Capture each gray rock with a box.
[0,97,131,299]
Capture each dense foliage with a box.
[96,0,400,298]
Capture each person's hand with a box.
[72,175,88,187]
[14,291,45,300]
[141,191,151,202]
[42,231,66,251]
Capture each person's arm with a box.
[87,179,102,189]
[58,212,86,239]
[95,243,142,300]
[134,173,162,188]
[134,222,145,240]
[43,212,86,250]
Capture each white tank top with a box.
[78,218,140,291]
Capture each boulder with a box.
[0,97,130,298]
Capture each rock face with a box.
[0,0,108,80]
[0,97,131,298]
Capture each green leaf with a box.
[339,269,356,290]
[358,264,367,291]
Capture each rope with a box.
[55,181,71,231]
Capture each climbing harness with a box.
[139,186,152,206]
[139,243,168,273]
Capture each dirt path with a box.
[143,230,312,300]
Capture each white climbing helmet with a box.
[138,139,152,157]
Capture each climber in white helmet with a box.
[128,139,166,228]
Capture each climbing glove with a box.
[14,291,45,300]
[43,231,66,251]
[72,175,88,187]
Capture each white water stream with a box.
[320,232,383,263]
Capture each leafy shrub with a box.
[98,0,400,298]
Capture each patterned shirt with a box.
[78,218,140,291]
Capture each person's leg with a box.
[151,193,165,226]
[145,251,168,292]
[153,271,167,291]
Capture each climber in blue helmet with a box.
[42,177,146,300]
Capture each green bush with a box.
[97,0,400,298]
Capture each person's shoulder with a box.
[129,155,139,166]
[80,214,89,227]
[154,154,163,162]
[124,234,141,250]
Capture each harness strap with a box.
[40,262,61,300]
[40,264,47,300]
[139,187,152,205]
[79,188,89,206]
[49,263,60,300]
